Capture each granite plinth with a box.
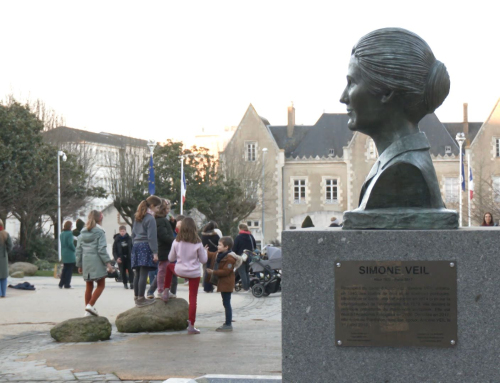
[343,207,459,230]
[282,228,500,383]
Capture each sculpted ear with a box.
[381,90,395,104]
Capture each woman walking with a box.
[59,221,76,289]
[76,211,114,316]
[162,217,207,334]
[0,219,13,298]
[201,221,220,293]
[131,195,161,307]
[147,199,177,299]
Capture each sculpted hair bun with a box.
[424,60,450,114]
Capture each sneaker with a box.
[84,311,92,317]
[161,288,171,302]
[124,284,129,289]
[135,297,155,307]
[85,304,99,316]
[216,324,233,332]
[169,293,177,299]
[146,292,154,299]
[187,320,200,335]
[156,292,163,299]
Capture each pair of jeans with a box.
[221,292,232,325]
[59,262,75,288]
[149,260,177,295]
[0,278,7,297]
[164,263,200,325]
[118,257,134,286]
[148,269,157,288]
[237,264,250,290]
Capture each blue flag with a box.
[148,154,155,195]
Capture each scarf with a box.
[239,230,252,235]
[216,251,230,264]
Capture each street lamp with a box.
[57,150,67,262]
[261,148,268,249]
[456,133,465,228]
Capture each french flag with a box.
[181,170,186,203]
[469,163,474,200]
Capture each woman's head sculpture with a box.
[347,28,450,124]
[341,28,459,230]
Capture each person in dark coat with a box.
[0,219,13,298]
[201,221,221,293]
[148,199,177,298]
[113,225,134,289]
[59,221,76,289]
[233,223,256,291]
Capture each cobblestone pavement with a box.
[0,277,282,382]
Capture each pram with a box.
[246,245,282,298]
[106,260,122,282]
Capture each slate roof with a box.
[43,126,148,148]
[268,112,458,158]
[443,122,483,145]
[418,114,460,156]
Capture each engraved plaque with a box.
[335,261,457,347]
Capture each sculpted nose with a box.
[340,87,348,105]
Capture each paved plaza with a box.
[0,276,282,382]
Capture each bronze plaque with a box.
[335,261,457,347]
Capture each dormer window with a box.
[328,149,335,156]
[445,146,452,154]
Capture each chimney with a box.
[287,102,295,138]
[463,103,470,147]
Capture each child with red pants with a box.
[162,217,207,334]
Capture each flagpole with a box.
[180,157,184,215]
[468,153,471,227]
[456,133,465,228]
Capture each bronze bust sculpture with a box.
[341,28,459,229]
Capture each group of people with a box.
[72,195,257,334]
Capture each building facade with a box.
[220,101,497,245]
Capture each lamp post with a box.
[57,150,67,262]
[456,133,465,228]
[261,148,268,249]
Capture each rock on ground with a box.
[50,316,112,342]
[10,262,38,276]
[116,298,189,333]
[10,271,25,278]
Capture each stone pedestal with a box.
[282,228,500,383]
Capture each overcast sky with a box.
[1,1,498,144]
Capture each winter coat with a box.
[112,233,133,260]
[60,230,76,263]
[132,214,158,253]
[168,240,207,279]
[75,225,112,281]
[0,233,13,279]
[201,231,220,268]
[233,232,257,256]
[156,217,175,261]
[210,251,240,292]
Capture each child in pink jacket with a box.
[162,217,207,334]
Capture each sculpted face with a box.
[340,56,387,135]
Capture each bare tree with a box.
[3,94,65,131]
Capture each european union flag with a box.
[148,154,155,195]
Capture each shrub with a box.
[26,228,58,262]
[301,215,315,228]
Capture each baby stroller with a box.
[234,249,261,292]
[106,260,122,282]
[248,246,282,298]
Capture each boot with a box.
[136,297,155,307]
[161,288,170,303]
[187,320,200,335]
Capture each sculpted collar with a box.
[365,132,431,181]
